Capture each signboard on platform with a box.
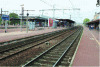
[49,18,53,27]
[29,22,35,30]
[2,15,10,20]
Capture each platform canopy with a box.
[18,15,50,20]
[86,19,100,24]
[10,15,51,22]
[56,19,75,23]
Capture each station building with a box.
[10,15,75,28]
[86,12,100,30]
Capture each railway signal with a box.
[24,10,35,33]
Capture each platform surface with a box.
[0,27,66,42]
[72,26,100,66]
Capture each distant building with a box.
[94,12,100,20]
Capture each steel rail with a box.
[0,28,75,60]
[0,28,67,45]
[53,27,82,67]
[22,27,80,67]
[0,28,67,53]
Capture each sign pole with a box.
[5,20,7,33]
[26,13,29,33]
[2,20,4,25]
[1,8,3,25]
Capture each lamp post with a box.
[96,0,100,30]
[20,4,24,32]
[96,0,100,7]
[26,12,29,33]
[24,10,35,33]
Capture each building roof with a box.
[56,19,75,23]
[86,19,100,24]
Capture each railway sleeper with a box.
[67,53,74,56]
[46,53,62,56]
[50,50,66,53]
[42,57,58,61]
[9,50,14,52]
[42,56,58,60]
[58,63,70,67]
[62,58,70,61]
[33,61,55,65]
[68,49,76,53]
[63,56,71,59]
[61,60,71,64]
[49,52,63,55]
[33,62,53,66]
[43,55,60,58]
[38,59,56,63]
[60,59,72,66]
[51,47,66,52]
[45,54,61,57]
[50,50,65,53]
[40,56,59,61]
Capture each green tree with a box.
[83,18,90,25]
[7,21,11,25]
[9,13,19,25]
[9,13,19,18]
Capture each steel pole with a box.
[52,4,55,28]
[21,14,22,32]
[5,20,7,33]
[1,8,3,24]
[26,13,29,33]
[20,7,23,32]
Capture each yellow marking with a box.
[89,38,95,40]
[90,32,100,45]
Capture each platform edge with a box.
[69,27,83,67]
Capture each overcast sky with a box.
[0,0,100,23]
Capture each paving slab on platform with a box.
[72,26,100,66]
[0,27,66,42]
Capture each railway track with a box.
[0,28,69,51]
[0,28,65,46]
[0,27,77,60]
[22,26,83,67]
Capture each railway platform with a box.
[0,27,66,42]
[72,26,100,66]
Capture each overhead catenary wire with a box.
[69,0,83,22]
[40,0,66,18]
[40,0,82,20]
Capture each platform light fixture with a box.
[96,0,100,7]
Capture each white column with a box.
[48,18,49,27]
[52,4,55,28]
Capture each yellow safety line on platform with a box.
[90,32,100,45]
